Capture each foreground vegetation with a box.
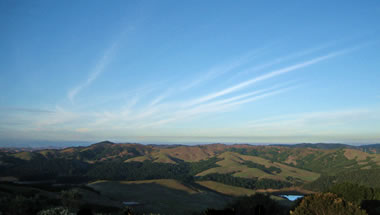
[1,181,380,214]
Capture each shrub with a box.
[291,193,367,215]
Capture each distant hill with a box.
[1,141,380,191]
[276,143,354,149]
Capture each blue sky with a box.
[1,0,380,145]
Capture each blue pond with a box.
[280,195,304,201]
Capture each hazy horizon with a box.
[0,137,378,148]
[1,1,380,145]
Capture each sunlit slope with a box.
[124,144,228,163]
[124,151,179,164]
[11,152,35,160]
[343,149,380,167]
[196,180,256,196]
[197,151,320,182]
[228,146,380,174]
[283,148,380,174]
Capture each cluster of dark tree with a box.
[227,148,259,156]
[199,182,380,215]
[202,190,379,215]
[1,153,293,189]
[242,161,281,174]
[292,150,360,173]
[300,182,380,215]
[328,183,380,215]
[0,154,90,181]
[87,158,223,182]
[0,154,223,183]
[201,192,371,215]
[87,160,191,181]
[196,173,292,189]
[202,193,288,215]
[1,182,380,215]
[304,169,380,191]
[290,192,368,215]
[0,185,139,215]
[229,147,379,176]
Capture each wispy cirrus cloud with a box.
[78,46,356,129]
[0,107,54,113]
[6,41,368,142]
[181,46,271,91]
[139,86,293,128]
[67,42,119,103]
[183,48,350,108]
[233,42,337,79]
[244,109,379,136]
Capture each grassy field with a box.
[11,151,34,160]
[120,179,198,194]
[344,149,380,166]
[197,152,320,182]
[88,179,230,214]
[124,152,178,164]
[196,180,256,196]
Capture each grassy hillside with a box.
[2,142,380,192]
[196,180,256,196]
[196,151,319,184]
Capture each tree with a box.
[228,193,286,215]
[61,189,82,210]
[291,193,368,215]
[329,182,374,205]
[37,207,73,215]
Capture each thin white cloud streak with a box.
[140,86,293,128]
[67,42,119,102]
[35,106,82,128]
[0,107,54,113]
[222,86,295,108]
[12,43,368,140]
[148,88,175,106]
[68,45,360,130]
[185,48,350,107]
[243,109,380,136]
[197,82,295,108]
[247,109,371,126]
[88,43,342,129]
[234,42,336,78]
[181,46,271,91]
[150,94,167,106]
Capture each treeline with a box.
[0,153,294,189]
[87,157,223,181]
[0,155,223,183]
[202,183,380,215]
[87,160,191,181]
[329,183,380,205]
[2,154,90,181]
[304,169,380,191]
[196,173,292,189]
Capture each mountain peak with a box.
[93,140,115,146]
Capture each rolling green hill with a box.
[1,141,380,191]
[196,151,319,184]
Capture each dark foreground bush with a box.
[291,192,367,215]
[202,193,287,215]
